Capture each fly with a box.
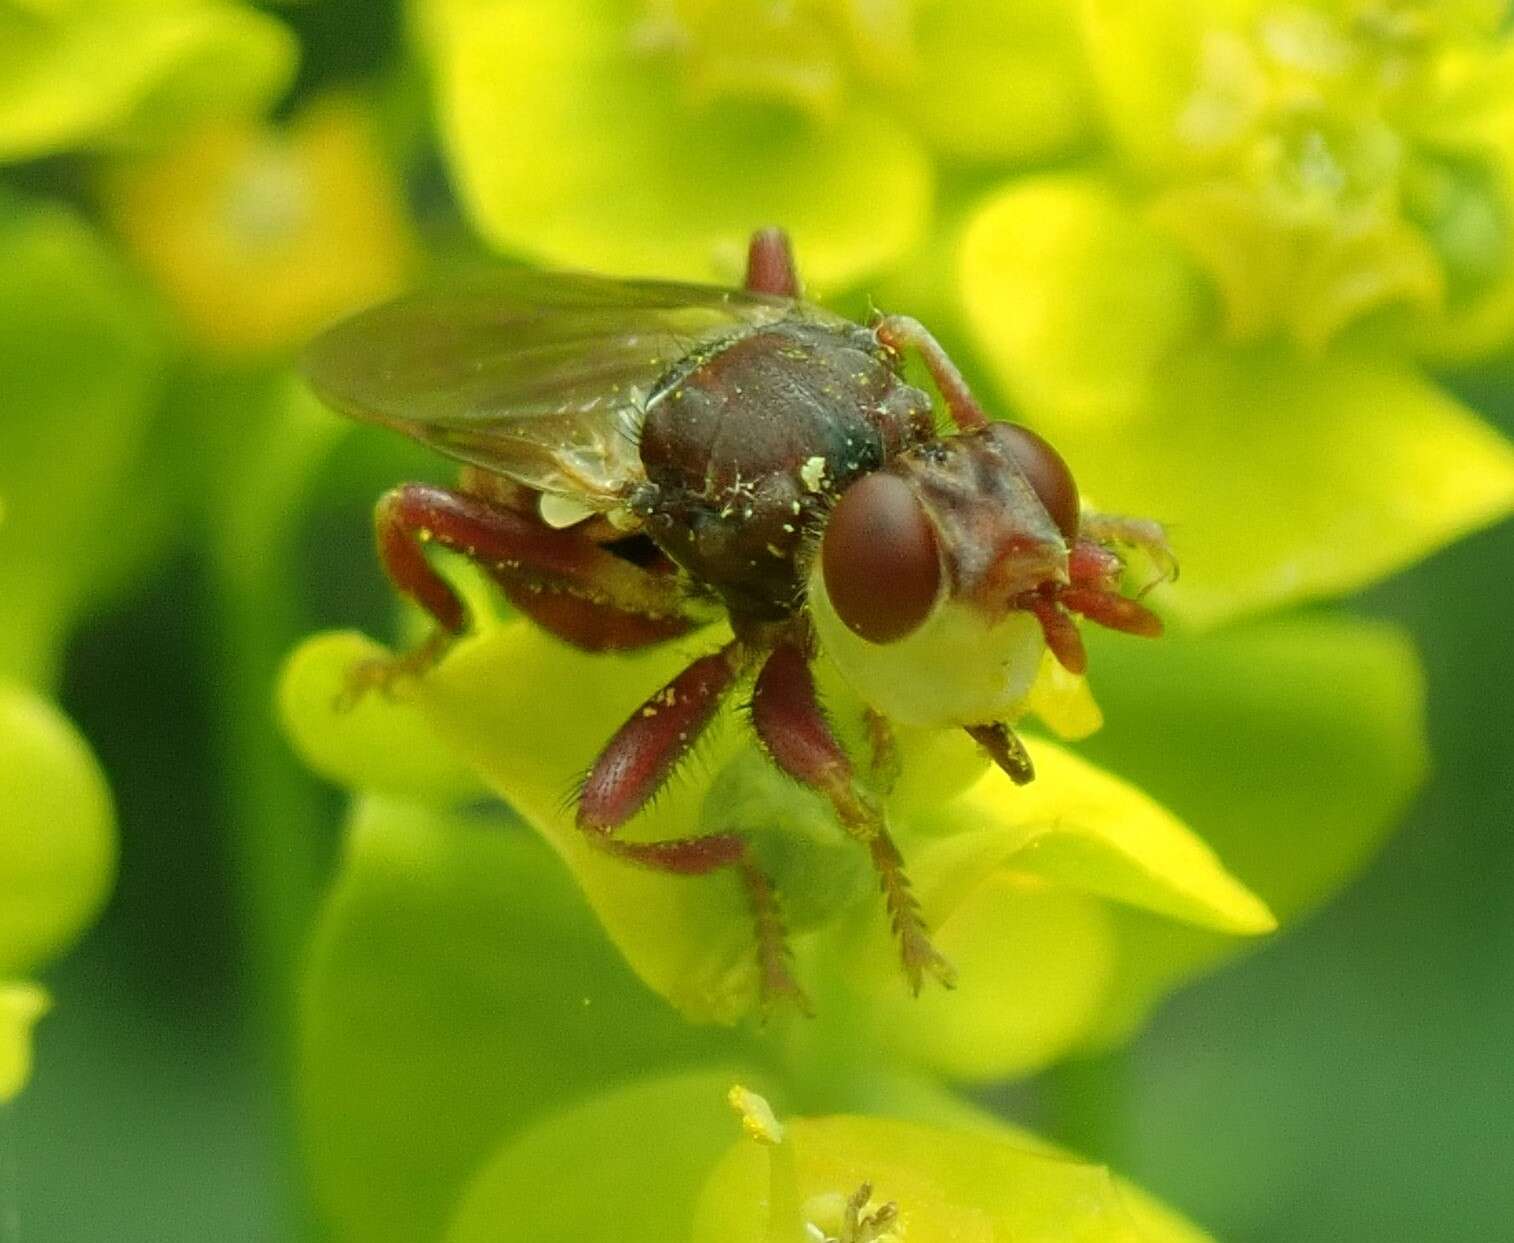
[303,228,1174,1010]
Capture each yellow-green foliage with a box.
[3,1,1513,1239]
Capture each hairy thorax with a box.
[633,318,934,625]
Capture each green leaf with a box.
[0,682,114,1103]
[0,195,170,684]
[961,175,1514,627]
[0,0,296,160]
[302,797,736,1243]
[286,615,770,1024]
[900,0,1093,165]
[1071,613,1429,1047]
[693,1110,1214,1243]
[427,0,931,288]
[288,596,1276,1053]
[444,1069,767,1243]
[0,681,115,977]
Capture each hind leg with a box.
[343,482,696,705]
[577,639,808,1012]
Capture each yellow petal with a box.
[1072,613,1429,1047]
[1024,652,1104,741]
[815,739,1271,1078]
[914,742,1276,937]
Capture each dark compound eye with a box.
[994,423,1081,541]
[821,473,941,644]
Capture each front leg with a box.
[345,482,697,704]
[750,642,955,994]
[1012,516,1172,677]
[872,314,990,433]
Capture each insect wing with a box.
[304,268,829,503]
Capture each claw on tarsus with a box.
[333,630,453,711]
[965,721,1036,786]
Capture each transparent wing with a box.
[303,267,842,502]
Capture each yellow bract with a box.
[694,1109,1213,1243]
[962,173,1514,628]
[959,176,1206,431]
[281,615,1271,1037]
[1080,0,1514,355]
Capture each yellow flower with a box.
[417,0,1094,288]
[105,95,414,356]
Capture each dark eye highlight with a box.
[821,473,941,644]
[994,424,1080,541]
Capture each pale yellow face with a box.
[808,563,1045,730]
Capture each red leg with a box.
[1058,524,1165,641]
[578,640,808,1012]
[596,832,809,1014]
[1059,586,1163,638]
[578,640,750,831]
[750,643,954,993]
[1013,519,1169,675]
[378,483,690,637]
[873,314,989,433]
[1019,588,1089,675]
[345,483,698,704]
[964,721,1036,786]
[745,227,801,297]
[1080,513,1179,591]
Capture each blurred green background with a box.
[24,438,1514,1243]
[4,1,1514,1240]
